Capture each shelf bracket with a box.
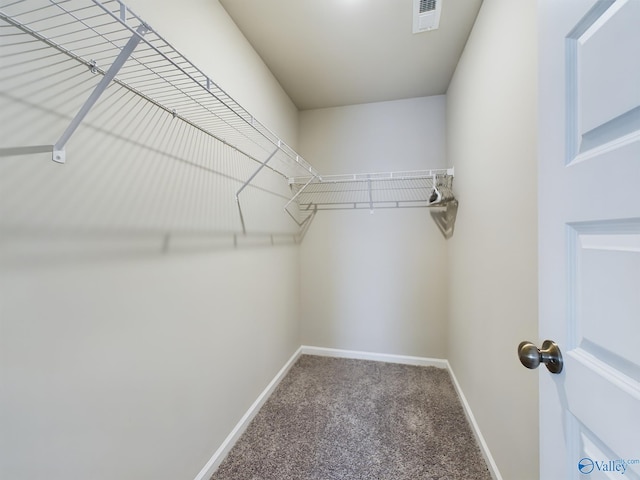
[235,146,280,234]
[284,174,318,211]
[51,23,149,164]
[284,174,318,230]
[235,146,280,201]
[430,199,459,239]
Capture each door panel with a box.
[565,220,640,479]
[565,0,640,163]
[578,0,640,135]
[569,222,640,371]
[539,0,640,478]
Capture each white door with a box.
[538,0,640,479]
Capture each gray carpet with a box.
[211,355,492,480]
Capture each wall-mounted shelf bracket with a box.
[236,145,281,234]
[236,145,281,201]
[283,173,319,229]
[51,23,149,164]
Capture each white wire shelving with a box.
[0,0,457,239]
[287,168,455,212]
[285,168,458,237]
[0,0,317,180]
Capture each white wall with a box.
[445,0,539,479]
[0,1,302,479]
[298,97,449,358]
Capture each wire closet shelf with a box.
[0,0,457,236]
[0,0,317,181]
[287,168,455,213]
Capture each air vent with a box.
[420,0,437,13]
[413,0,442,33]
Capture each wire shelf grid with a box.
[288,169,455,211]
[0,0,317,179]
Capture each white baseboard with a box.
[192,346,303,480]
[300,345,449,368]
[194,345,502,480]
[445,361,503,480]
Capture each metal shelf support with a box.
[51,23,149,164]
[235,145,281,201]
[236,146,281,234]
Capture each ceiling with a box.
[219,0,483,110]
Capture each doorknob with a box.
[518,340,563,374]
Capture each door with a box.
[538,0,640,478]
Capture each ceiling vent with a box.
[413,0,442,33]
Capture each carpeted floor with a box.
[210,355,492,480]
